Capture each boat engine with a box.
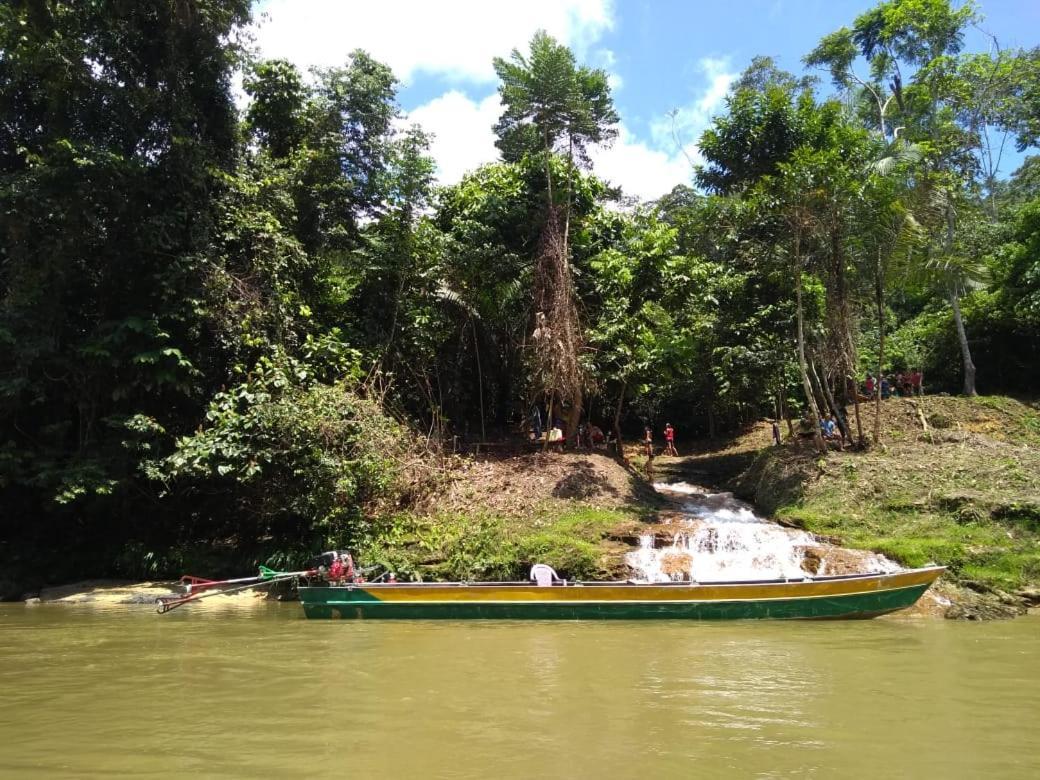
[307,551,358,584]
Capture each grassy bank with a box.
[716,396,1040,607]
[358,451,661,582]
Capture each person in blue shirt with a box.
[820,414,839,441]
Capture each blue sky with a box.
[252,0,1039,200]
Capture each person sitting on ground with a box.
[663,423,678,456]
[588,424,605,448]
[821,413,839,441]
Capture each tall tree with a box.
[0,1,250,537]
[807,0,987,395]
[492,31,618,436]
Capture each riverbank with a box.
[16,396,1037,620]
[358,449,662,582]
[660,396,1040,619]
[21,579,272,610]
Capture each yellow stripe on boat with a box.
[298,567,945,620]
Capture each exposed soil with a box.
[426,449,656,520]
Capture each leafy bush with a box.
[160,349,427,551]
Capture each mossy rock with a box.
[935,490,990,518]
[992,500,1040,531]
[927,412,954,429]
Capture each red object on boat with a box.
[179,575,222,594]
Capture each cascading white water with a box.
[625,481,899,583]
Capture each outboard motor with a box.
[307,551,357,583]
[307,550,349,570]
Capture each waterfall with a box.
[625,482,899,583]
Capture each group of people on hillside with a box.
[643,423,678,458]
[863,369,924,400]
[527,405,680,457]
[528,404,609,450]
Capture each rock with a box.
[960,579,991,594]
[944,591,1028,620]
[993,589,1025,607]
[1015,588,1040,606]
[119,592,176,605]
[801,547,824,575]
[945,602,1023,620]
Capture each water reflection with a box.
[1,607,1038,779]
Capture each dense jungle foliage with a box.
[1,0,1038,583]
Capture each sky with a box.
[251,0,1040,201]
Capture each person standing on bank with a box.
[663,423,677,456]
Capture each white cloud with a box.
[650,56,738,167]
[405,55,736,201]
[253,0,614,83]
[589,125,692,201]
[588,57,738,202]
[406,91,502,185]
[405,91,690,199]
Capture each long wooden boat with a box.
[298,566,944,620]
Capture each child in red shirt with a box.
[664,423,677,456]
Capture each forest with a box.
[1,0,1039,585]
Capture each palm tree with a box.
[921,250,989,397]
[860,142,925,444]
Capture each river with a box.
[1,605,1038,778]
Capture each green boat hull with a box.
[298,580,934,621]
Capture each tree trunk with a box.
[543,395,554,452]
[874,248,885,445]
[471,319,486,442]
[795,252,826,454]
[567,387,583,440]
[780,386,794,439]
[613,379,626,457]
[812,359,850,444]
[950,292,977,396]
[808,358,829,424]
[850,373,864,447]
[542,128,554,207]
[563,135,573,260]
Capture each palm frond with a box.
[867,141,924,177]
[434,282,481,320]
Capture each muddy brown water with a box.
[1,605,1038,779]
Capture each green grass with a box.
[735,398,1037,594]
[764,410,1040,592]
[358,503,645,582]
